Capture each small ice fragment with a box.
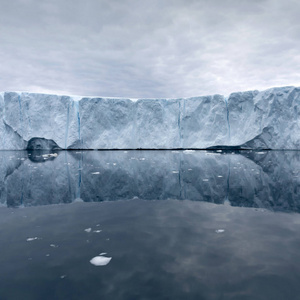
[172,171,179,174]
[50,244,58,248]
[188,169,192,171]
[215,229,225,233]
[216,150,222,152]
[85,228,92,233]
[60,275,66,279]
[91,172,100,175]
[26,237,38,241]
[140,158,145,160]
[203,179,209,182]
[96,224,100,227]
[113,163,116,166]
[217,175,223,178]
[90,256,112,266]
[99,252,107,256]
[93,230,102,233]
[46,254,50,257]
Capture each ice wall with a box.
[0,86,299,150]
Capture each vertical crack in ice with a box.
[224,96,231,140]
[178,100,181,148]
[1,93,6,147]
[65,103,70,149]
[74,101,81,147]
[18,94,23,136]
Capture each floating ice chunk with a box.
[217,175,223,178]
[203,179,209,182]
[99,252,107,256]
[50,244,58,247]
[215,229,225,233]
[26,237,38,241]
[172,171,179,174]
[93,230,102,233]
[91,172,100,175]
[85,228,92,233]
[60,275,66,279]
[90,256,112,266]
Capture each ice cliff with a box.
[0,86,299,150]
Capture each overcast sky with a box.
[0,0,300,98]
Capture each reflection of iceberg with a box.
[1,150,300,212]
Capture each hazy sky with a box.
[1,0,300,98]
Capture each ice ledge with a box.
[0,86,300,150]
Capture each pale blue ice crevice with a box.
[65,103,70,149]
[224,96,231,140]
[178,99,185,148]
[73,100,81,147]
[18,94,23,136]
[178,100,181,148]
[132,100,138,148]
[1,92,6,148]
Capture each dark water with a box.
[1,150,300,299]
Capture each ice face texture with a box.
[0,86,299,150]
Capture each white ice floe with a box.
[215,229,225,233]
[91,172,100,175]
[90,256,112,266]
[26,237,38,241]
[84,228,92,233]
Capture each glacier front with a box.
[0,86,299,150]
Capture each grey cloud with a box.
[0,0,299,97]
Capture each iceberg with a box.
[0,86,299,150]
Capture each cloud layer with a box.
[1,0,300,98]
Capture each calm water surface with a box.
[1,150,300,300]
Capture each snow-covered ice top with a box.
[0,86,299,150]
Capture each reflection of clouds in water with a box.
[1,200,300,299]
